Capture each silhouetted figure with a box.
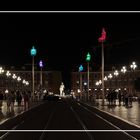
[0,91,3,110]
[11,91,15,110]
[107,91,112,105]
[124,90,129,107]
[138,94,140,105]
[23,91,29,110]
[118,91,122,106]
[128,94,133,107]
[16,90,22,106]
[6,91,15,112]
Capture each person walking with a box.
[0,91,3,110]
[10,91,15,111]
[124,90,129,107]
[16,90,22,106]
[6,92,12,112]
[118,91,122,106]
[138,94,140,105]
[23,91,29,110]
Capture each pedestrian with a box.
[0,91,4,110]
[138,94,140,105]
[16,90,22,106]
[107,91,111,105]
[128,94,133,107]
[23,91,29,110]
[122,91,125,106]
[6,92,12,112]
[118,91,122,106]
[10,91,15,110]
[124,90,129,107]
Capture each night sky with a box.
[0,12,140,89]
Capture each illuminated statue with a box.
[59,82,65,96]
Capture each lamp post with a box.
[0,67,4,74]
[108,73,113,90]
[121,66,127,74]
[104,76,108,91]
[84,82,87,101]
[114,70,119,89]
[79,65,83,100]
[30,46,37,100]
[17,76,21,90]
[39,60,43,88]
[98,28,106,105]
[121,66,127,89]
[86,52,91,101]
[130,62,137,95]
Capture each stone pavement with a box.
[0,100,44,125]
[85,99,140,127]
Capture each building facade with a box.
[71,70,140,99]
[0,70,62,94]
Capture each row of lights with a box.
[0,67,29,86]
[94,88,127,91]
[95,61,137,86]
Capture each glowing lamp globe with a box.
[79,65,83,72]
[30,46,37,56]
[39,60,43,68]
[86,52,91,62]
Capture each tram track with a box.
[75,101,139,140]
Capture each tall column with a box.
[102,42,105,105]
[87,61,89,101]
[32,56,34,100]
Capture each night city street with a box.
[1,11,140,140]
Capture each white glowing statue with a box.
[59,82,65,96]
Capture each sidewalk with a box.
[0,100,44,125]
[85,99,140,127]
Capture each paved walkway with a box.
[85,99,140,127]
[0,100,43,125]
[1,98,140,129]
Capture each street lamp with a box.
[108,73,113,90]
[86,52,91,101]
[5,89,9,94]
[114,70,119,77]
[108,73,113,79]
[121,66,127,74]
[104,76,108,92]
[30,46,37,100]
[99,80,102,85]
[98,28,106,105]
[12,74,17,79]
[95,81,100,86]
[6,71,11,77]
[104,76,108,81]
[130,62,137,70]
[39,60,43,88]
[0,67,4,74]
[79,65,83,100]
[114,70,119,89]
[121,66,127,89]
[17,76,21,82]
[130,62,137,95]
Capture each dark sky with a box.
[0,12,140,89]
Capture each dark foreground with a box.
[0,98,140,140]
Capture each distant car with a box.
[44,95,60,101]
